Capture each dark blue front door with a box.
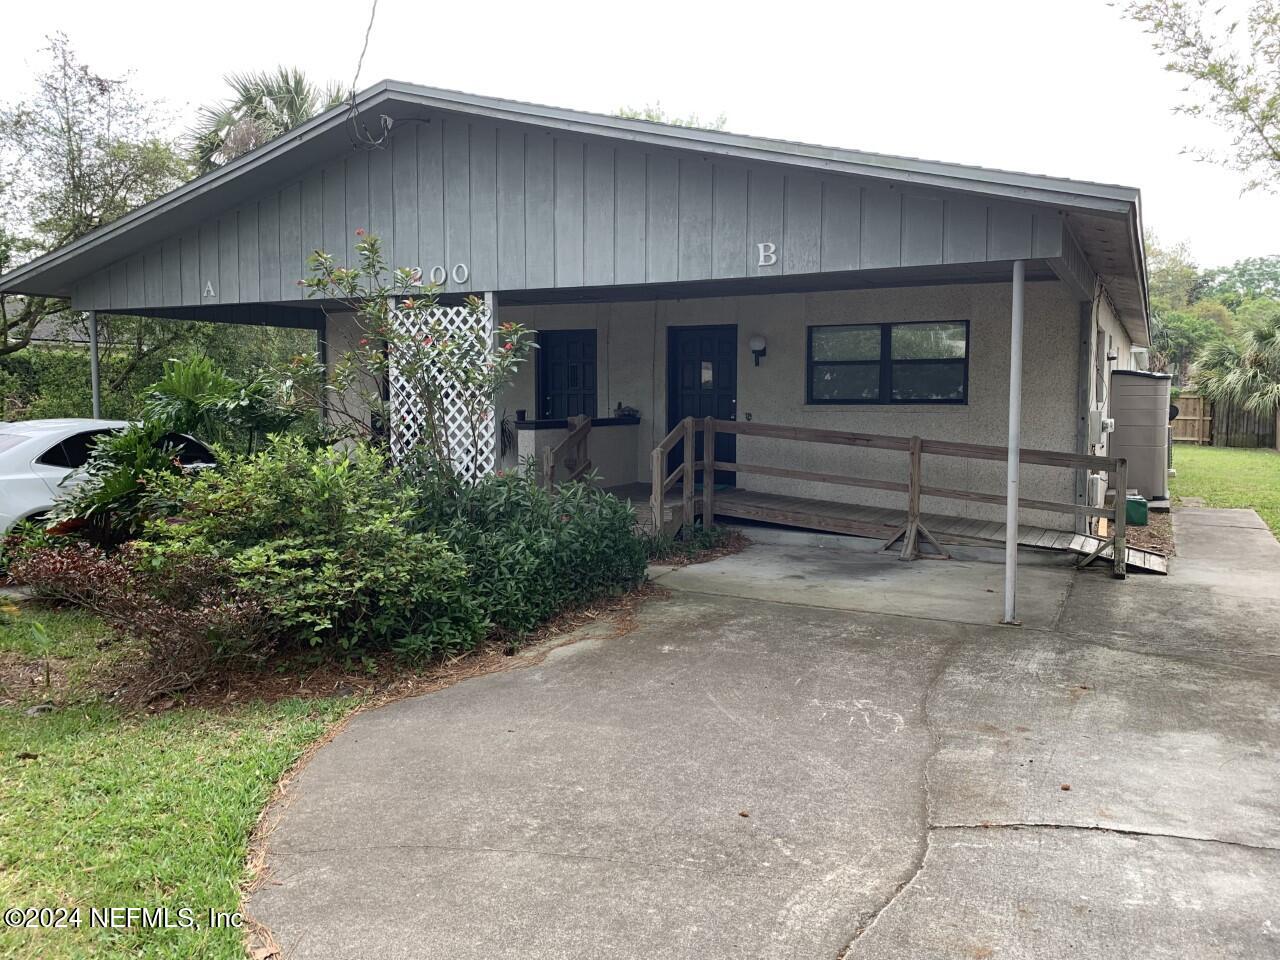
[667,325,737,486]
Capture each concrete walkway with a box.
[250,508,1280,959]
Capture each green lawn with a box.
[1171,444,1280,536]
[0,603,354,959]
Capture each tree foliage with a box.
[1122,0,1280,191]
[1194,310,1280,413]
[0,34,189,357]
[617,103,728,130]
[189,67,345,173]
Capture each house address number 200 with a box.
[425,263,469,285]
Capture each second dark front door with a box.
[538,330,597,420]
[668,325,737,486]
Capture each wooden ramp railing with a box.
[651,417,1130,578]
[542,415,592,488]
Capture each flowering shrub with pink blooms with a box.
[301,231,535,480]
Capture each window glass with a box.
[891,322,967,360]
[36,430,113,469]
[810,363,880,402]
[807,321,969,404]
[891,362,967,402]
[160,433,216,466]
[810,325,880,362]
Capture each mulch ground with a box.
[1125,510,1175,556]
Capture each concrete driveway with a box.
[250,508,1280,959]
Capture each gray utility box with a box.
[1109,370,1173,501]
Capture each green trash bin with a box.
[1125,493,1149,527]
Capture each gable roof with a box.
[0,80,1147,335]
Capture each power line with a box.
[346,0,391,150]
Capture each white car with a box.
[0,418,216,535]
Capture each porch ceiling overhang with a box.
[0,81,1148,342]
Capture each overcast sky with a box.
[3,0,1275,268]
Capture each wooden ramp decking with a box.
[616,483,1076,550]
[616,484,1168,572]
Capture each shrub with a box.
[44,420,189,545]
[138,436,487,659]
[409,463,647,636]
[7,541,271,700]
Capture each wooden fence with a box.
[1171,393,1212,444]
[1173,391,1277,448]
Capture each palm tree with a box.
[1194,311,1280,415]
[190,68,346,173]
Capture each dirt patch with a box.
[167,581,668,713]
[649,528,751,568]
[1126,510,1175,556]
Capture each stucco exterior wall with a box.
[1089,291,1135,462]
[499,279,1085,530]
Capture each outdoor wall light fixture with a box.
[749,334,767,366]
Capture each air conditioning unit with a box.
[1088,473,1108,507]
[1087,409,1116,445]
[1131,347,1150,371]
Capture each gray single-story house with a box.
[0,81,1150,615]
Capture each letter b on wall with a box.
[757,242,778,268]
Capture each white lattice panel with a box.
[389,300,496,479]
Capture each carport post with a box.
[1002,260,1025,625]
[88,310,101,419]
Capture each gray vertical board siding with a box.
[218,213,239,303]
[987,203,1033,261]
[1031,211,1062,259]
[553,138,584,287]
[369,146,395,258]
[144,246,163,306]
[525,131,555,288]
[279,182,303,293]
[712,164,748,279]
[63,112,1089,310]
[322,161,347,266]
[90,269,110,311]
[199,221,219,303]
[677,157,713,281]
[109,263,126,310]
[443,118,471,286]
[390,129,419,271]
[161,237,182,305]
[180,230,200,305]
[783,174,822,274]
[469,124,498,290]
[346,152,371,249]
[238,205,261,302]
[126,254,145,307]
[583,141,615,285]
[943,195,988,264]
[614,148,646,284]
[820,179,860,271]
[747,168,784,277]
[301,170,323,264]
[645,152,679,282]
[901,194,945,266]
[417,121,446,280]
[496,125,526,290]
[259,193,281,302]
[860,185,902,269]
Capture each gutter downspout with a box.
[1002,260,1025,625]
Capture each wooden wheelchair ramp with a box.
[638,418,1168,576]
